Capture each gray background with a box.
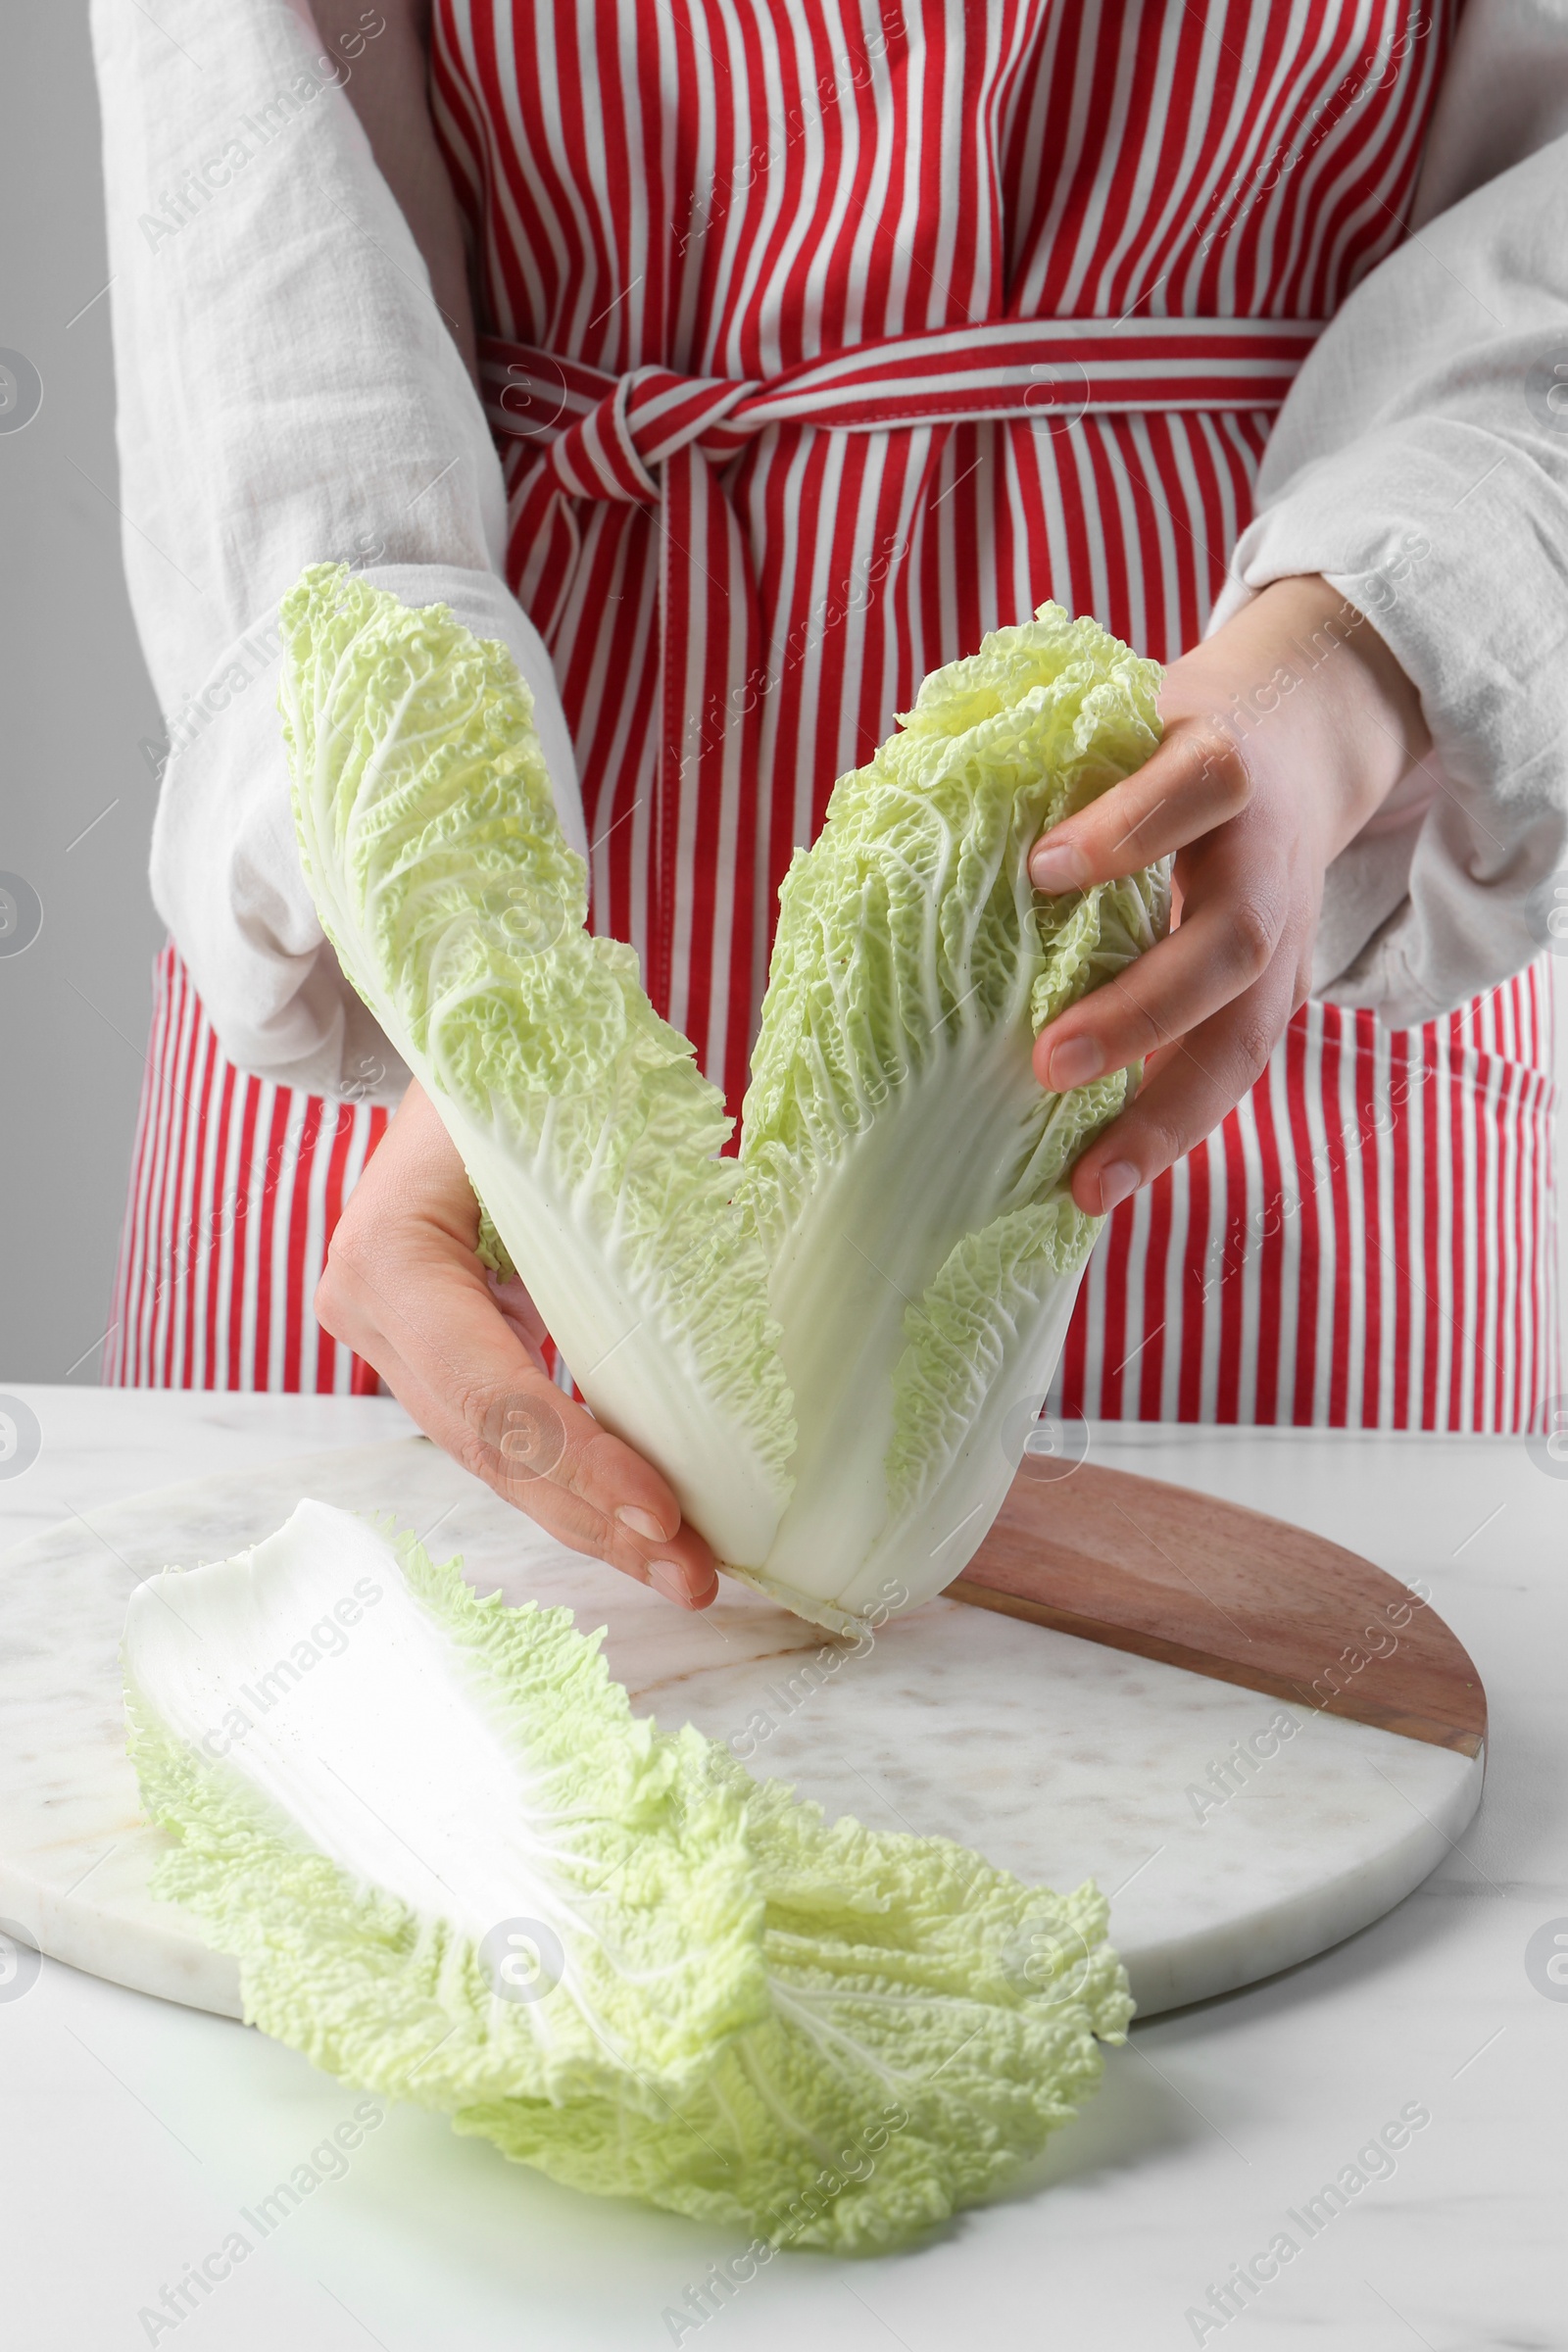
[2,8,1564,1388]
[2,4,166,1384]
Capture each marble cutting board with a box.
[0,1438,1485,2020]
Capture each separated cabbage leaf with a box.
[123,1504,1132,2251]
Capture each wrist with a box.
[1165,573,1430,866]
[1250,573,1431,855]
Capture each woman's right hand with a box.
[316,1081,720,1607]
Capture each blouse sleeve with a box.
[90,0,585,1104]
[1207,0,1568,1027]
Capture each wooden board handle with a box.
[948,1462,1485,1756]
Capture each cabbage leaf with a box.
[734,611,1165,1622]
[123,1503,1132,2251]
[279,575,794,1566]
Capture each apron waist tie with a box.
[474,312,1321,1055]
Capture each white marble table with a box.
[0,1384,1561,2352]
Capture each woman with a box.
[93,0,1566,1607]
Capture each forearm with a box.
[1209,119,1568,1024]
[93,0,581,1098]
[310,0,479,387]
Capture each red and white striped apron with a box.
[105,945,389,1394]
[107,0,1561,1428]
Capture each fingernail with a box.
[648,1560,700,1606]
[1096,1161,1140,1212]
[615,1505,667,1543]
[1030,843,1083,893]
[1049,1036,1102,1091]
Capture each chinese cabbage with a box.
[278,571,1166,1626]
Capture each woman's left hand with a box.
[1029,572,1431,1217]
